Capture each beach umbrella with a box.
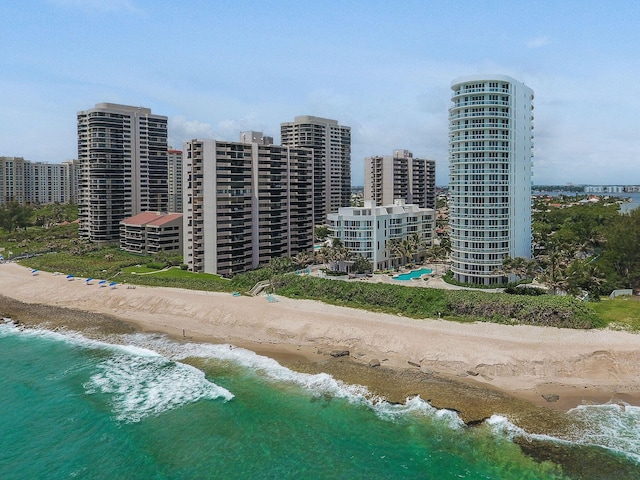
[98,280,107,287]
[31,269,39,275]
[66,274,75,280]
[109,282,117,289]
[85,278,93,284]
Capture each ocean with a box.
[1,320,639,479]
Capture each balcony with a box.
[451,87,510,97]
[449,146,511,153]
[449,112,510,120]
[452,100,510,108]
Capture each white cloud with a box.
[168,115,214,148]
[526,36,550,48]
[216,114,272,140]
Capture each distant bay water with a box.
[534,190,640,213]
[1,321,639,479]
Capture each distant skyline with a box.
[1,0,639,186]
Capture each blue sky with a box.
[1,0,639,186]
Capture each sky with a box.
[1,0,639,186]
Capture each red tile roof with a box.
[121,212,182,227]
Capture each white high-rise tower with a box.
[448,75,534,285]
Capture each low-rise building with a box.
[120,211,183,255]
[327,200,435,271]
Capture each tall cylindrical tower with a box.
[448,75,534,285]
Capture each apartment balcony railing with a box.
[449,256,507,266]
[449,146,511,153]
[449,112,510,120]
[452,100,510,107]
[450,123,510,132]
[451,87,510,97]
[450,134,510,141]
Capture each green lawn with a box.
[115,266,234,292]
[589,297,640,331]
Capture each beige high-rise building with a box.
[280,115,351,224]
[24,162,67,204]
[77,103,168,244]
[61,159,81,204]
[183,134,313,276]
[0,156,26,205]
[0,157,79,206]
[167,148,183,213]
[364,150,436,210]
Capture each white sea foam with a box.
[486,415,558,443]
[0,325,234,423]
[85,353,233,423]
[487,409,640,464]
[566,403,640,462]
[122,332,379,402]
[373,395,465,429]
[119,332,464,425]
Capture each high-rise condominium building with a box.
[167,149,183,213]
[0,156,79,205]
[62,159,81,204]
[364,149,436,210]
[0,156,26,204]
[281,116,351,224]
[183,134,313,276]
[448,75,534,285]
[77,103,168,244]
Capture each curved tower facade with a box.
[448,75,534,285]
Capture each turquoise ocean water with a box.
[1,320,639,479]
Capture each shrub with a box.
[271,275,603,329]
[145,262,165,270]
[504,286,547,296]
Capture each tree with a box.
[293,251,313,269]
[328,238,352,271]
[352,255,372,274]
[425,244,450,275]
[314,225,330,242]
[0,202,32,233]
[538,242,572,294]
[564,260,606,299]
[600,208,640,291]
[316,238,350,271]
[500,256,540,281]
[386,238,404,266]
[268,256,295,274]
[406,232,425,263]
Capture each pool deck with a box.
[310,263,490,291]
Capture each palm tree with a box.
[329,238,352,271]
[500,256,540,281]
[293,251,312,269]
[406,232,425,263]
[539,247,571,294]
[426,244,449,275]
[386,237,403,268]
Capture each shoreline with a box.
[2,262,639,433]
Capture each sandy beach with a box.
[2,262,639,430]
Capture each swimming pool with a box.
[393,267,433,280]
